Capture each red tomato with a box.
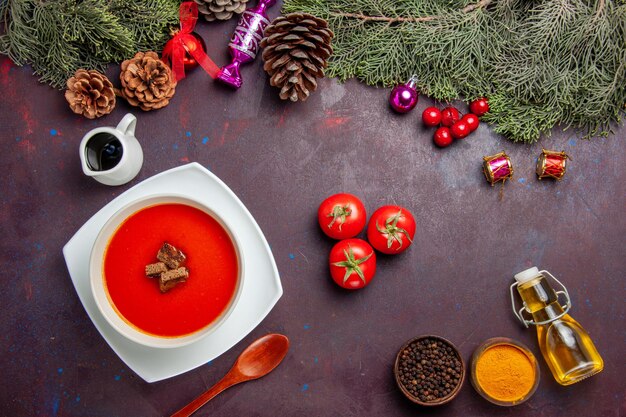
[462,113,479,132]
[450,120,470,139]
[318,193,366,239]
[329,238,376,290]
[422,107,442,127]
[367,206,416,254]
[440,107,460,127]
[469,98,490,117]
[433,127,453,148]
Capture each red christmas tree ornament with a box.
[441,107,460,127]
[469,98,490,117]
[422,107,442,127]
[162,2,220,81]
[180,32,207,70]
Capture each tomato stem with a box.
[376,209,413,250]
[332,246,372,284]
[326,204,352,231]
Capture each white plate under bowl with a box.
[90,194,245,349]
[63,163,282,382]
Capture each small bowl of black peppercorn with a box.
[394,335,465,406]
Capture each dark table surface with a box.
[1,7,625,416]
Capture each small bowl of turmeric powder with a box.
[470,337,540,406]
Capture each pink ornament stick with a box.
[217,0,276,88]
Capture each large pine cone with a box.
[260,13,333,102]
[120,51,176,111]
[65,69,115,119]
[194,0,249,21]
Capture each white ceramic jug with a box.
[79,113,143,186]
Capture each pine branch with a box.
[0,0,179,88]
[330,1,492,23]
[283,0,626,143]
[330,11,438,23]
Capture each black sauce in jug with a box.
[85,133,123,171]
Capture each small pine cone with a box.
[261,13,333,102]
[194,0,249,21]
[64,69,115,119]
[119,51,176,111]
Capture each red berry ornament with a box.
[433,127,453,147]
[451,120,470,139]
[462,113,479,132]
[469,98,490,117]
[422,107,442,127]
[441,107,460,127]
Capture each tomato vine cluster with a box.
[317,193,416,291]
[422,98,490,148]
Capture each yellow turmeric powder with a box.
[475,344,536,403]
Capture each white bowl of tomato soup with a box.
[89,194,244,348]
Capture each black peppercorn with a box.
[395,336,464,404]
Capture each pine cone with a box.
[65,69,116,119]
[260,13,333,102]
[120,51,176,111]
[194,0,249,21]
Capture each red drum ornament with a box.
[536,149,569,180]
[483,152,514,186]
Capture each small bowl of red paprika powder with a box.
[470,337,540,406]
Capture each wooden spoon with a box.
[170,334,290,417]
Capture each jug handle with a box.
[116,113,137,137]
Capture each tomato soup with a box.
[103,203,239,337]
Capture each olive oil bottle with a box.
[511,267,603,385]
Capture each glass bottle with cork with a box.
[510,267,603,386]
